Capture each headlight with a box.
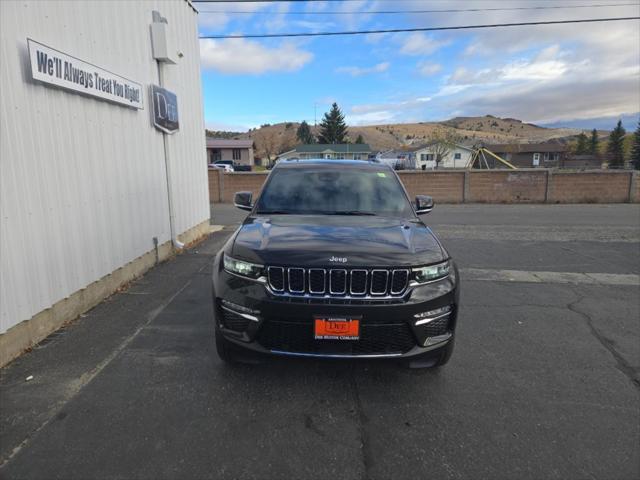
[412,260,450,284]
[223,254,264,279]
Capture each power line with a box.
[193,0,410,2]
[199,16,640,39]
[192,0,436,2]
[198,3,639,15]
[193,0,634,2]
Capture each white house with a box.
[414,142,475,169]
[376,149,418,170]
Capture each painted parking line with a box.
[433,225,640,243]
[461,268,640,286]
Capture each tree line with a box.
[574,120,640,170]
[269,103,640,170]
[302,106,639,170]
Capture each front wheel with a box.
[215,331,237,364]
[432,337,455,367]
[407,338,455,369]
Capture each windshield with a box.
[255,167,413,217]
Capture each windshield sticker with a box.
[377,172,386,178]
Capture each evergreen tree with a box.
[318,103,348,144]
[631,120,640,170]
[296,120,314,144]
[575,132,588,155]
[607,120,626,168]
[589,128,599,155]
[355,134,364,144]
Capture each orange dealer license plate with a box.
[314,316,360,340]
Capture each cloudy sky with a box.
[197,0,640,131]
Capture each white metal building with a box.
[0,1,209,365]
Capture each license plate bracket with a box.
[314,316,360,340]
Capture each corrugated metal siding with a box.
[0,1,209,333]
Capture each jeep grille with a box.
[266,267,409,297]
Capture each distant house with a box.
[278,144,372,161]
[206,138,254,166]
[413,142,475,169]
[376,149,418,169]
[485,142,568,168]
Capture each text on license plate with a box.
[314,317,360,340]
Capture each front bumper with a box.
[212,259,459,360]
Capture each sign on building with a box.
[27,39,143,109]
[151,85,179,134]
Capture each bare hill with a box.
[223,115,582,159]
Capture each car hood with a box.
[231,215,446,267]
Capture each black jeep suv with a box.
[212,160,459,367]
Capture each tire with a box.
[432,337,455,368]
[407,338,455,369]
[215,330,237,364]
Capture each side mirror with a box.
[234,191,253,211]
[415,195,434,215]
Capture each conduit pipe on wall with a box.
[153,11,183,250]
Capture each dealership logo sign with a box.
[151,85,179,134]
[27,39,143,109]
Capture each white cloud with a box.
[453,2,640,58]
[262,2,291,33]
[348,96,432,124]
[332,0,383,30]
[197,2,273,31]
[435,42,640,123]
[291,20,337,31]
[348,110,396,125]
[351,96,430,115]
[391,1,639,122]
[501,59,569,81]
[200,39,313,74]
[449,47,576,85]
[435,84,473,97]
[398,33,449,56]
[446,73,640,124]
[198,0,639,124]
[205,121,250,132]
[336,62,390,77]
[417,62,442,76]
[450,67,482,85]
[198,13,231,31]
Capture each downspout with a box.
[157,62,183,250]
[153,11,183,250]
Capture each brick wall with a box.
[397,171,465,203]
[208,168,222,202]
[468,170,548,203]
[208,169,639,204]
[549,171,633,203]
[216,171,268,204]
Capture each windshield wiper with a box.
[326,211,377,216]
[255,210,291,215]
[257,210,377,216]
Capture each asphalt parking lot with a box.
[1,203,639,480]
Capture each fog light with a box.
[221,299,260,321]
[414,305,451,325]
